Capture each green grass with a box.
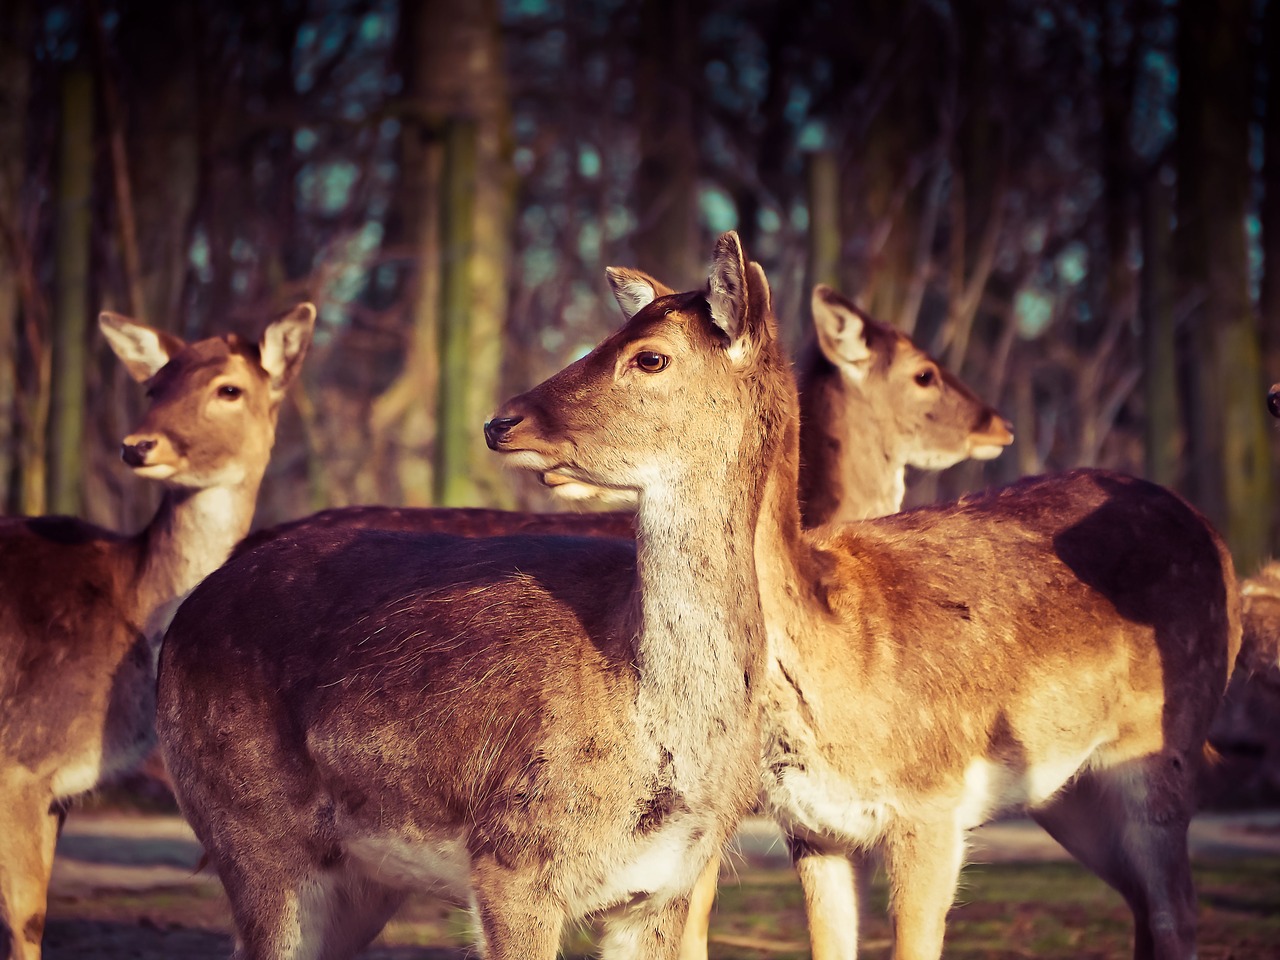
[45,857,1280,959]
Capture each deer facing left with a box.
[0,304,314,960]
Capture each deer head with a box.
[99,304,315,488]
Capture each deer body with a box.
[157,235,785,960]
[0,306,313,960]
[754,467,1239,960]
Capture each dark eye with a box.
[217,384,243,399]
[914,369,936,387]
[635,351,670,373]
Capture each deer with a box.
[155,233,790,960]
[1268,382,1280,418]
[0,303,314,960]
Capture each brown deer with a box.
[155,233,788,960]
[0,304,314,960]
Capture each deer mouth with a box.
[968,419,1015,460]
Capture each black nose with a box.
[1269,385,1280,419]
[121,439,157,467]
[484,416,524,450]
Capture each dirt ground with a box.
[44,811,1280,959]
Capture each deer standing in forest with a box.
[156,234,787,960]
[0,305,313,960]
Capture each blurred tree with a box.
[633,0,700,289]
[1176,0,1272,572]
[49,61,93,516]
[0,0,30,512]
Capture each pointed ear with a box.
[707,231,750,342]
[99,312,188,382]
[259,302,316,394]
[606,267,675,320]
[811,284,875,367]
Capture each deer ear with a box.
[260,302,316,394]
[606,267,675,320]
[100,312,188,382]
[707,231,750,343]
[811,285,873,367]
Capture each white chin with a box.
[547,481,639,507]
[499,450,560,472]
[969,444,1007,461]
[130,463,179,480]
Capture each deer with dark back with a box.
[156,234,787,960]
[0,305,314,960]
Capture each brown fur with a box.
[0,305,313,960]
[156,234,788,960]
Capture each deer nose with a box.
[484,416,524,450]
[121,438,157,467]
[1268,384,1280,419]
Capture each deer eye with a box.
[914,369,936,387]
[217,384,244,400]
[634,351,670,373]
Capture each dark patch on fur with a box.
[22,913,43,944]
[635,784,681,835]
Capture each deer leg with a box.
[598,892,691,960]
[470,863,565,960]
[879,818,965,960]
[788,833,859,960]
[676,850,719,960]
[0,786,60,960]
[213,845,403,960]
[1031,759,1197,960]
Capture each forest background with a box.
[2,0,1278,576]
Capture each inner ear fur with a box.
[811,285,876,366]
[606,267,675,320]
[259,303,317,393]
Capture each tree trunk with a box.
[633,0,700,289]
[1176,0,1271,571]
[1141,174,1180,489]
[803,150,840,354]
[0,0,30,512]
[1261,0,1280,545]
[368,0,513,509]
[435,119,477,505]
[49,64,94,517]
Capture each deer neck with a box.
[134,479,263,648]
[755,411,851,664]
[797,351,907,527]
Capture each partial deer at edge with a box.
[156,234,785,960]
[0,305,313,960]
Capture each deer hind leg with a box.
[0,786,60,960]
[676,850,720,960]
[787,834,859,960]
[470,863,565,960]
[1030,758,1197,960]
[214,845,403,960]
[879,818,965,960]
[598,892,691,960]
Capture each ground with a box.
[45,812,1280,959]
